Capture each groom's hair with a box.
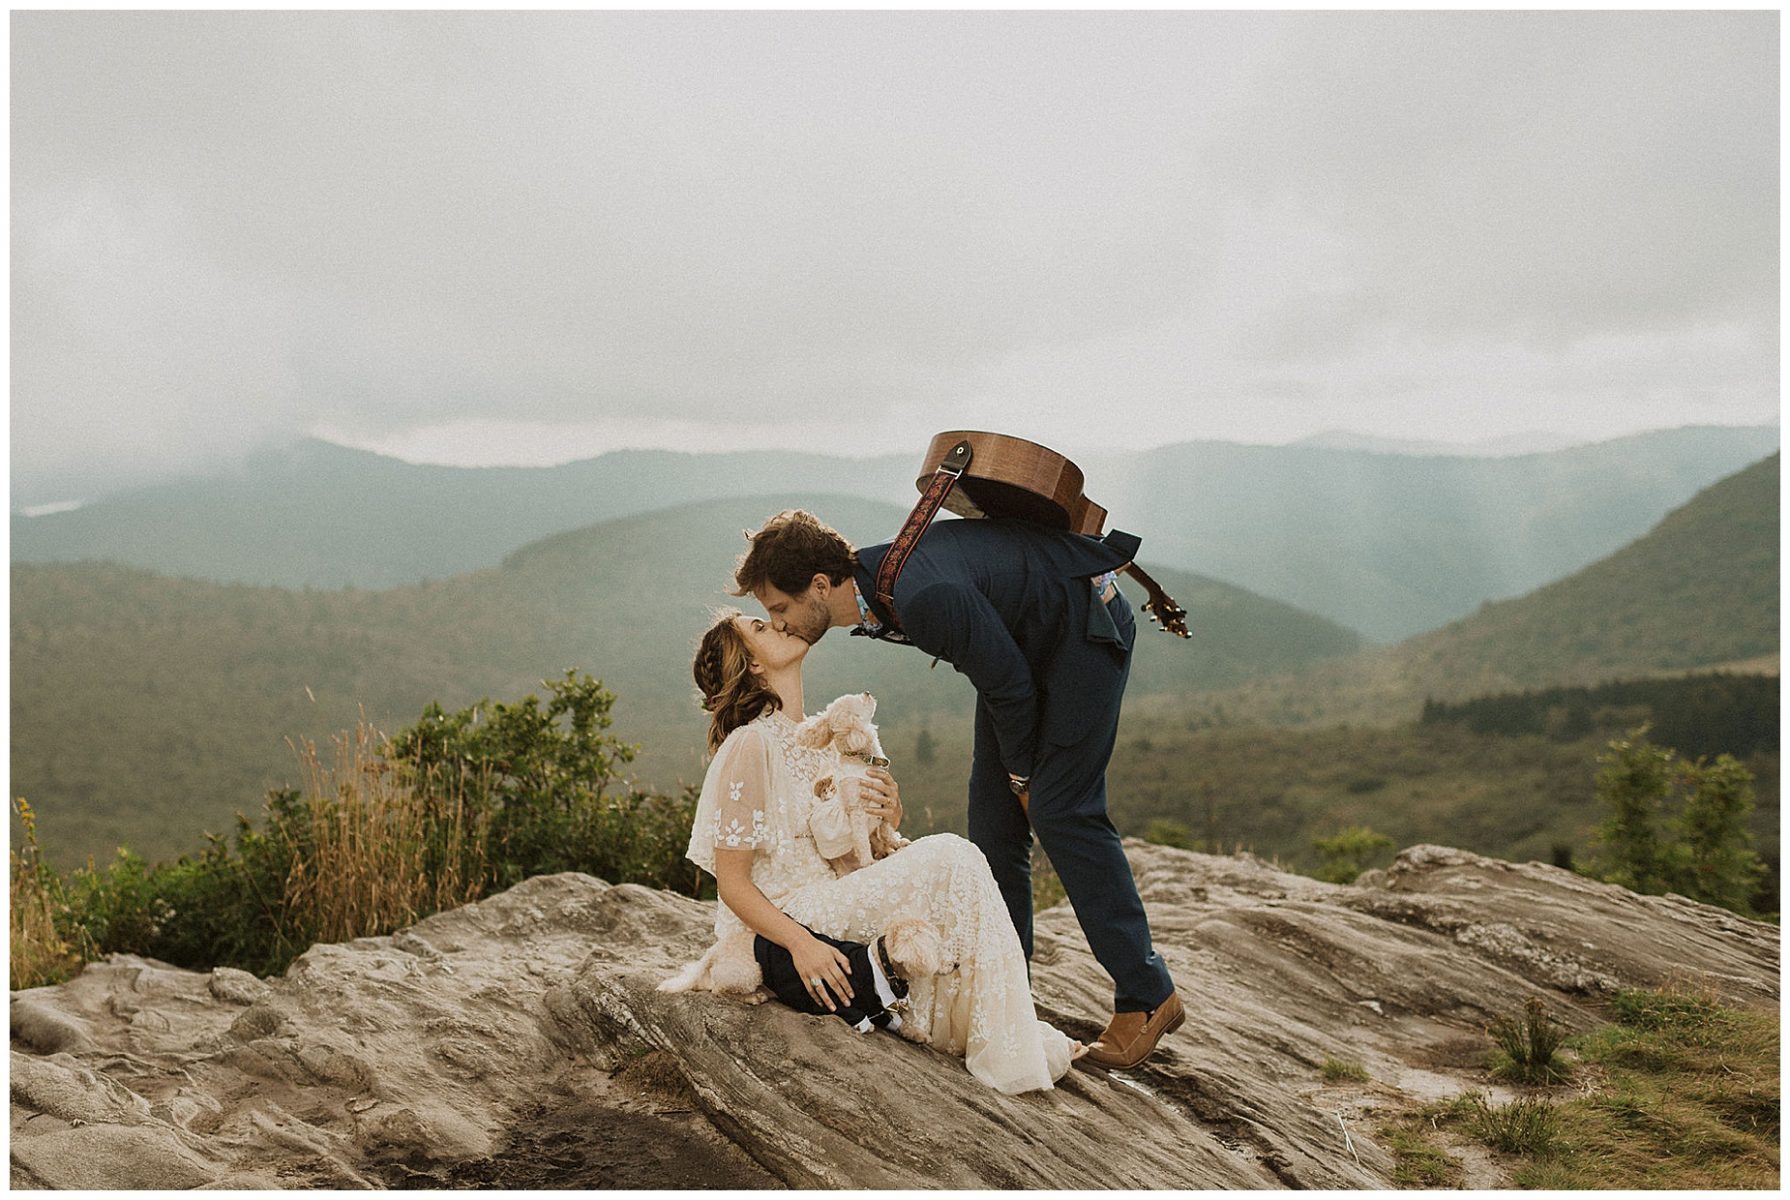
[732,509,857,598]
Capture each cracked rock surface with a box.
[11,842,1777,1188]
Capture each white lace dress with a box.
[682,709,1075,1094]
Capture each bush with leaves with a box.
[1312,825,1395,884]
[14,673,702,983]
[1143,818,1201,851]
[1592,726,1768,916]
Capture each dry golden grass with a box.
[282,720,489,947]
[9,798,81,990]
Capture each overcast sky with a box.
[10,9,1780,500]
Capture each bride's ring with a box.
[810,976,823,988]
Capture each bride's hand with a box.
[789,933,855,1011]
[864,767,902,830]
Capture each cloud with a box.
[10,10,1777,498]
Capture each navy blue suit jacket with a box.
[852,517,1140,779]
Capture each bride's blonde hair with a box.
[693,608,784,755]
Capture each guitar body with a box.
[918,431,1109,535]
[913,430,1190,638]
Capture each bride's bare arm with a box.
[713,847,855,1008]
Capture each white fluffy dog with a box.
[796,692,909,875]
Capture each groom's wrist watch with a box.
[1007,774,1029,796]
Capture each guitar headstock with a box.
[1142,598,1192,639]
[1123,563,1192,640]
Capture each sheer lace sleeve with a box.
[684,724,778,877]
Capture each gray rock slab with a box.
[10,843,1777,1188]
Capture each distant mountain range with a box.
[13,444,1777,889]
[12,424,1778,642]
[11,494,1363,866]
[1193,453,1780,727]
[1289,429,1582,456]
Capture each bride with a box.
[672,607,1084,1094]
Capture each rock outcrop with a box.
[11,842,1779,1188]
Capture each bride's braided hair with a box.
[693,608,783,755]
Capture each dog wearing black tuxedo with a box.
[754,916,947,1037]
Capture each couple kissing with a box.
[666,507,1182,1094]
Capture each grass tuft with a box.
[1378,1126,1463,1187]
[1465,1092,1561,1154]
[1487,995,1573,1084]
[1322,1056,1371,1083]
[1609,978,1725,1032]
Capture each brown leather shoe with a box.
[1081,991,1185,1070]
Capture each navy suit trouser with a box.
[965,590,1175,1014]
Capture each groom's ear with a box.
[810,573,832,599]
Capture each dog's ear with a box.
[795,714,833,748]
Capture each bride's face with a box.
[734,614,808,675]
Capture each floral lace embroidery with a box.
[687,708,1070,1094]
[715,807,770,849]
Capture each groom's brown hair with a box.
[732,509,857,598]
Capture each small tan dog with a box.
[797,692,909,875]
[659,914,951,1042]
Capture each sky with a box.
[9,9,1780,502]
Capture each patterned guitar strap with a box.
[872,438,974,634]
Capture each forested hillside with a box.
[11,495,1361,865]
[1193,454,1780,727]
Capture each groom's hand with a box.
[865,767,902,829]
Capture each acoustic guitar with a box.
[913,430,1191,638]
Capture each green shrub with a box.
[14,673,700,983]
[1592,727,1768,915]
[1311,826,1394,884]
[1143,818,1200,850]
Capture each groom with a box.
[733,508,1183,1070]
